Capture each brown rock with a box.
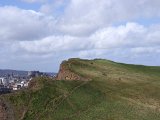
[56,60,89,81]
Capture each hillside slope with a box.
[1,58,160,120]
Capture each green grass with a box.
[1,58,160,120]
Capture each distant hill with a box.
[1,58,160,120]
[0,69,28,77]
[0,69,56,77]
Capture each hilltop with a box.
[0,58,160,120]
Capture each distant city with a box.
[0,70,56,94]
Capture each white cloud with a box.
[15,22,160,57]
[91,23,147,49]
[56,0,160,36]
[17,35,90,54]
[131,47,160,55]
[40,0,68,15]
[0,6,55,41]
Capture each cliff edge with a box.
[56,59,89,81]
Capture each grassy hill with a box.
[1,58,160,120]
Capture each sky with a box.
[0,0,160,72]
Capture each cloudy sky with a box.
[0,0,160,72]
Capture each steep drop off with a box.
[56,59,90,81]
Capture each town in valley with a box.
[0,70,56,94]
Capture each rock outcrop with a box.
[56,60,88,81]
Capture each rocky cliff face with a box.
[56,60,88,81]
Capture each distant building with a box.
[13,86,18,91]
[12,83,23,90]
[28,71,43,78]
[24,81,29,87]
[12,81,29,91]
[0,77,9,86]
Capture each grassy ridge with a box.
[2,58,160,120]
